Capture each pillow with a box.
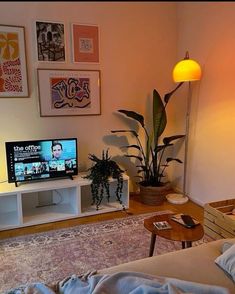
[215,243,235,282]
[221,242,234,254]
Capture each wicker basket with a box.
[139,182,172,206]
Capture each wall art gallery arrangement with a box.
[0,21,100,116]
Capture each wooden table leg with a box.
[182,241,192,249]
[149,233,156,257]
[186,241,192,248]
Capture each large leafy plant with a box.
[111,84,184,187]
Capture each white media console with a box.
[0,173,129,231]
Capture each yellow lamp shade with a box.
[173,59,202,82]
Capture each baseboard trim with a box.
[174,187,205,207]
[187,196,205,207]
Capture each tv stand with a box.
[0,173,129,231]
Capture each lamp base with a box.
[166,193,189,204]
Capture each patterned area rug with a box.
[0,211,212,293]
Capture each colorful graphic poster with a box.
[0,25,28,97]
[50,77,91,109]
[37,69,100,116]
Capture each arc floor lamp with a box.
[166,51,202,204]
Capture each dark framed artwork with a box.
[37,69,101,116]
[0,24,28,97]
[36,20,65,62]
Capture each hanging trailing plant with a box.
[84,149,125,211]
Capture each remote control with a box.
[181,214,196,228]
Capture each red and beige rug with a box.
[0,211,211,293]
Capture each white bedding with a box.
[7,271,230,294]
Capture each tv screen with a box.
[5,138,78,184]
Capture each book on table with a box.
[153,221,172,230]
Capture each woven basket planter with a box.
[139,182,172,206]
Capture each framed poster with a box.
[37,69,101,116]
[0,25,28,97]
[36,20,65,62]
[71,23,99,63]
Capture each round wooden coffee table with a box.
[144,213,204,257]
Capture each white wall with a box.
[174,2,235,205]
[0,2,178,191]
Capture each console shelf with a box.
[0,173,129,231]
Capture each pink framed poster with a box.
[71,23,99,63]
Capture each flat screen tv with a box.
[5,138,78,185]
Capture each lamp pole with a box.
[182,82,192,199]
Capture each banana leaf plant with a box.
[111,83,185,187]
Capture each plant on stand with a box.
[111,84,185,205]
[84,149,125,211]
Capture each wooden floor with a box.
[0,194,204,239]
